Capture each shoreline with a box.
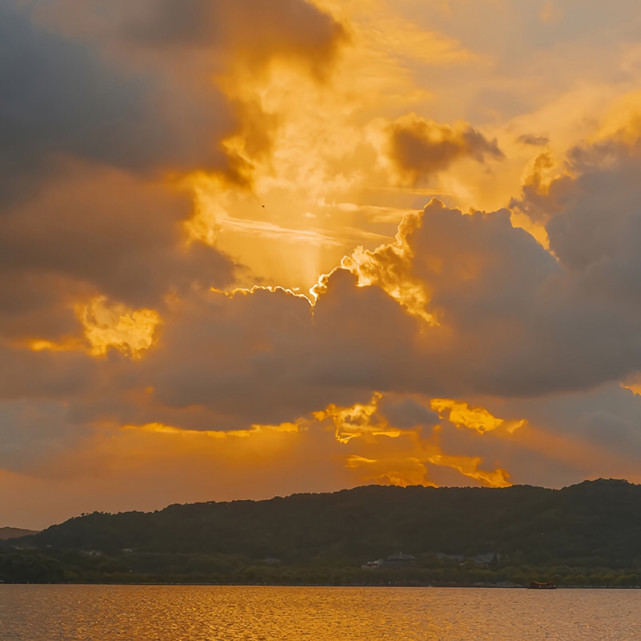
[1,581,640,589]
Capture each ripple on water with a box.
[0,585,639,641]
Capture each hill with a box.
[2,479,641,586]
[0,527,38,540]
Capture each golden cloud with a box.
[426,453,511,488]
[77,297,161,359]
[345,454,431,488]
[430,399,526,435]
[314,393,516,489]
[339,211,436,323]
[314,393,402,444]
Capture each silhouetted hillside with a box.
[3,479,641,585]
[0,527,38,540]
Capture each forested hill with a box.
[16,479,641,564]
[3,479,640,585]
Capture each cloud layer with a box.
[3,0,641,528]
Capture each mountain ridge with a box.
[3,478,640,586]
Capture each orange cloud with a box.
[77,297,161,359]
[621,374,641,396]
[27,337,85,354]
[315,393,402,444]
[345,454,431,487]
[339,211,436,323]
[430,398,526,435]
[314,393,515,489]
[425,453,511,488]
[123,421,300,439]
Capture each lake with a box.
[0,585,639,640]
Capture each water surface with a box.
[0,585,639,641]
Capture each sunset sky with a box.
[4,0,641,529]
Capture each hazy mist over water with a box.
[0,585,639,640]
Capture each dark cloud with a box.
[517,133,549,146]
[338,174,641,399]
[377,396,439,431]
[507,383,641,458]
[93,160,641,429]
[4,186,641,496]
[512,139,641,363]
[383,115,503,185]
[139,278,406,429]
[0,272,81,341]
[120,0,346,73]
[403,199,641,396]
[0,346,96,402]
[0,0,347,344]
[0,0,346,207]
[508,150,572,223]
[547,141,641,271]
[0,0,350,471]
[0,165,235,341]
[0,2,235,208]
[9,163,641,436]
[0,396,110,477]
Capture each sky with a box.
[3,0,641,529]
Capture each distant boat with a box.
[528,581,557,589]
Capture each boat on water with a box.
[528,581,557,589]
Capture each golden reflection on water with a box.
[0,585,640,641]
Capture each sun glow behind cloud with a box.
[430,399,526,435]
[313,393,519,489]
[78,298,161,359]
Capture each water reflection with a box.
[0,585,639,641]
